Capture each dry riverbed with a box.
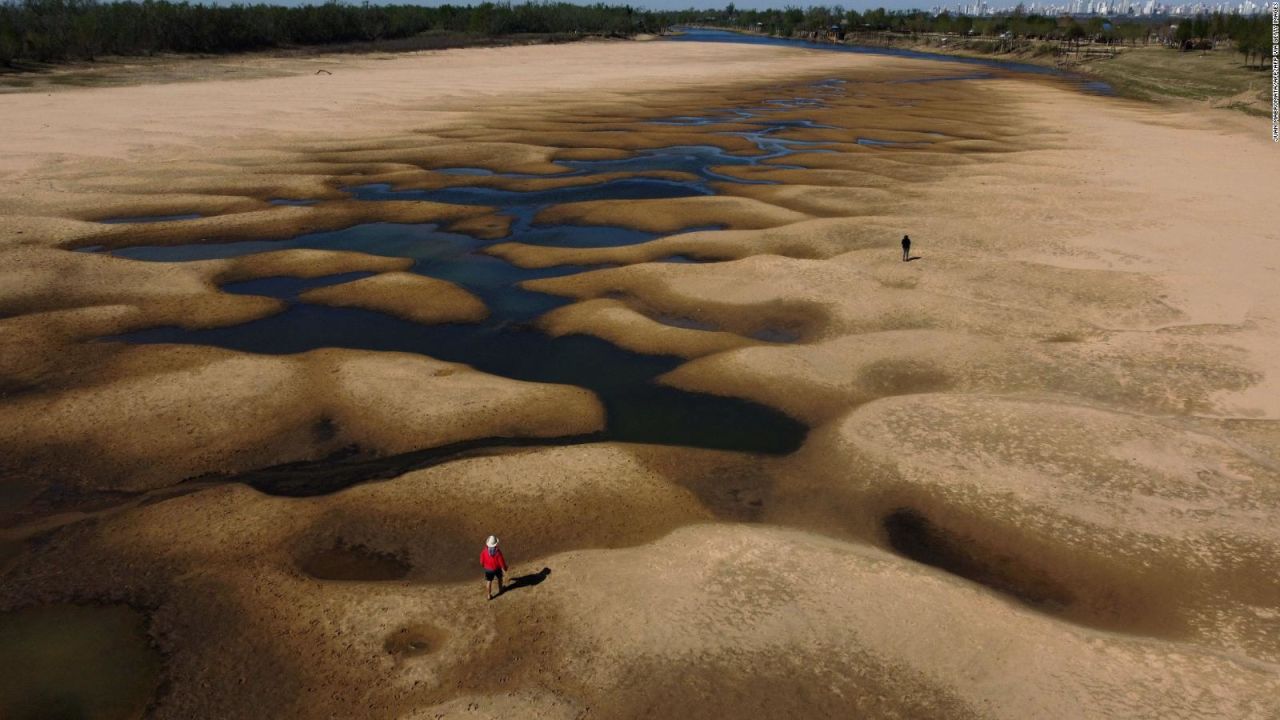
[1,38,1279,720]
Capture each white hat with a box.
[486,535,499,548]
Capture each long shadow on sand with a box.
[212,434,602,497]
[883,508,1074,611]
[501,567,552,596]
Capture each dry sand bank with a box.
[299,272,489,325]
[7,445,1279,719]
[2,38,1279,720]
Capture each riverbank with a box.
[0,31,650,93]
[2,36,1279,720]
[872,34,1273,114]
[697,25,1273,115]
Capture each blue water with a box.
[113,222,595,323]
[666,27,1114,95]
[96,56,1047,460]
[103,100,851,455]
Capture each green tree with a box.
[1064,21,1085,55]
[1175,21,1193,47]
[1236,32,1253,67]
[0,24,17,66]
[1085,16,1104,39]
[1190,14,1207,41]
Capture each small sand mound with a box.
[299,272,488,325]
[537,298,758,359]
[534,196,811,233]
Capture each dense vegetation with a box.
[682,5,1273,67]
[2,0,1272,70]
[0,0,672,65]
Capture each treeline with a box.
[1167,12,1271,66]
[681,5,1272,65]
[0,0,672,66]
[5,0,1272,70]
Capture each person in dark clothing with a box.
[481,535,508,600]
[901,234,911,262]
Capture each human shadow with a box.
[905,255,923,262]
[502,567,551,595]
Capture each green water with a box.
[0,604,161,720]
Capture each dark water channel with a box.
[666,27,1115,95]
[98,45,1106,464]
[100,93,867,457]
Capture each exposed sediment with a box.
[537,298,760,359]
[2,37,1279,720]
[534,195,813,232]
[1,445,724,717]
[299,272,489,325]
[0,346,603,513]
[767,394,1280,655]
[487,216,892,268]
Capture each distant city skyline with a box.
[938,0,1267,14]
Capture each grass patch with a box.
[1079,45,1273,109]
[859,34,1273,115]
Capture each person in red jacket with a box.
[481,535,508,600]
